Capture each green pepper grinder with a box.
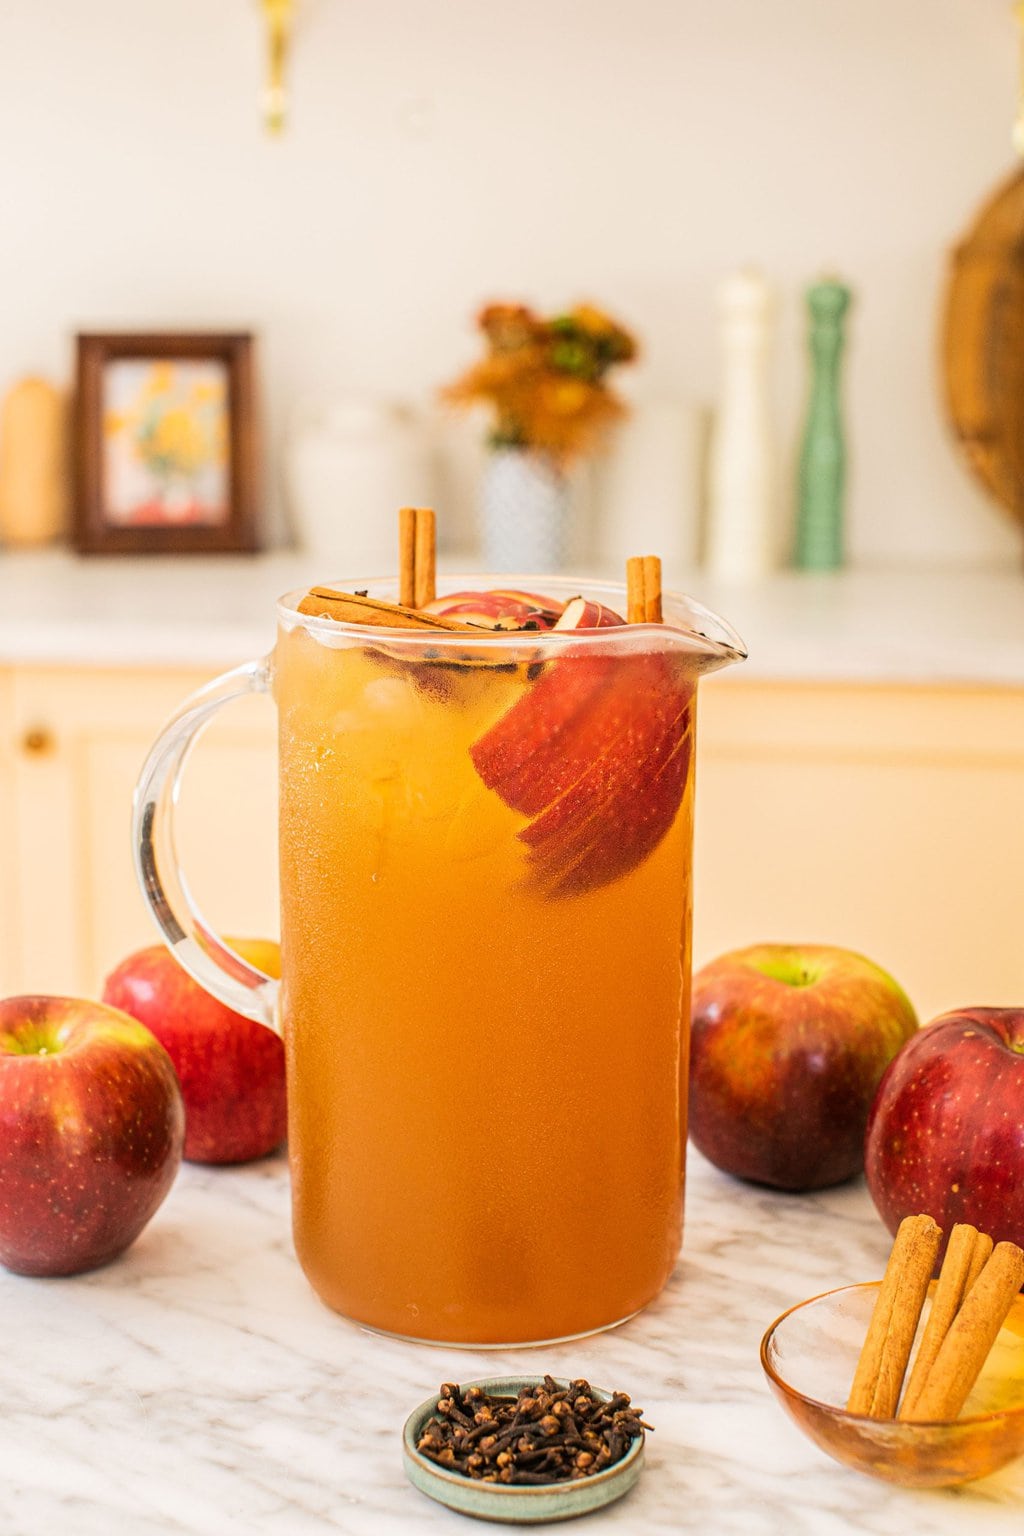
[795,276,851,569]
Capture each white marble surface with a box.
[2,549,1024,686]
[2,1150,1022,1536]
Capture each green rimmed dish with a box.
[402,1376,646,1524]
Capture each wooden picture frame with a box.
[74,332,260,554]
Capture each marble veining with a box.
[1,1152,1022,1535]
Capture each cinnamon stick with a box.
[899,1223,992,1420]
[626,554,663,623]
[399,506,417,607]
[296,587,477,632]
[414,507,436,608]
[846,1213,942,1417]
[642,554,662,622]
[399,506,436,608]
[900,1240,1024,1422]
[964,1228,995,1294]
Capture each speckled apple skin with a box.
[689,944,918,1191]
[0,997,185,1276]
[865,1008,1024,1255]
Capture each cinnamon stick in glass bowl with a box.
[846,1213,941,1418]
[900,1239,1024,1422]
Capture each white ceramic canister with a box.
[285,396,438,572]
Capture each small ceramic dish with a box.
[402,1375,646,1524]
[760,1281,1024,1488]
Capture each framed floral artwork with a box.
[73,333,260,554]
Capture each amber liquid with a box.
[276,625,694,1344]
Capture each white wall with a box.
[0,0,1020,567]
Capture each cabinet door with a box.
[695,681,1024,1024]
[11,666,278,998]
[0,671,18,993]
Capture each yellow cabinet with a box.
[0,672,18,993]
[8,666,278,997]
[2,661,1022,1026]
[694,680,1024,1024]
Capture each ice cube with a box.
[363,677,421,714]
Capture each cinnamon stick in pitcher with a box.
[399,506,416,607]
[899,1223,993,1420]
[399,506,436,608]
[626,554,663,623]
[296,587,477,632]
[846,1213,942,1417]
[414,507,436,608]
[300,508,451,629]
[642,555,663,622]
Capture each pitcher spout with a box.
[658,590,747,675]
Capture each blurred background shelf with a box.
[3,548,1024,680]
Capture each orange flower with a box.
[442,298,637,465]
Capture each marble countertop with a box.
[1,549,1024,686]
[2,1151,1022,1536]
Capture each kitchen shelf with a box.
[1,549,1023,685]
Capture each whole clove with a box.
[415,1377,651,1485]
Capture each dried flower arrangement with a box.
[443,303,638,465]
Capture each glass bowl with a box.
[760,1281,1024,1488]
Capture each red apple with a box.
[103,938,285,1165]
[471,649,692,895]
[0,996,184,1276]
[865,1008,1024,1254]
[424,588,564,629]
[689,944,918,1191]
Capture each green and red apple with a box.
[865,1007,1024,1252]
[0,996,184,1276]
[689,943,918,1191]
[103,938,285,1165]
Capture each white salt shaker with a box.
[706,269,778,581]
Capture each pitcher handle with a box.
[132,657,280,1033]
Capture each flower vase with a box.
[479,448,571,573]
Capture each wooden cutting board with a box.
[943,165,1024,538]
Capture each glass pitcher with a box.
[133,575,745,1345]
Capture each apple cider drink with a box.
[275,582,702,1345]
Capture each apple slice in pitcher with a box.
[360,588,557,701]
[471,644,693,896]
[423,588,564,630]
[553,596,625,630]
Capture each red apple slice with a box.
[470,648,693,895]
[424,588,564,630]
[553,596,626,630]
[518,668,692,894]
[371,589,564,700]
